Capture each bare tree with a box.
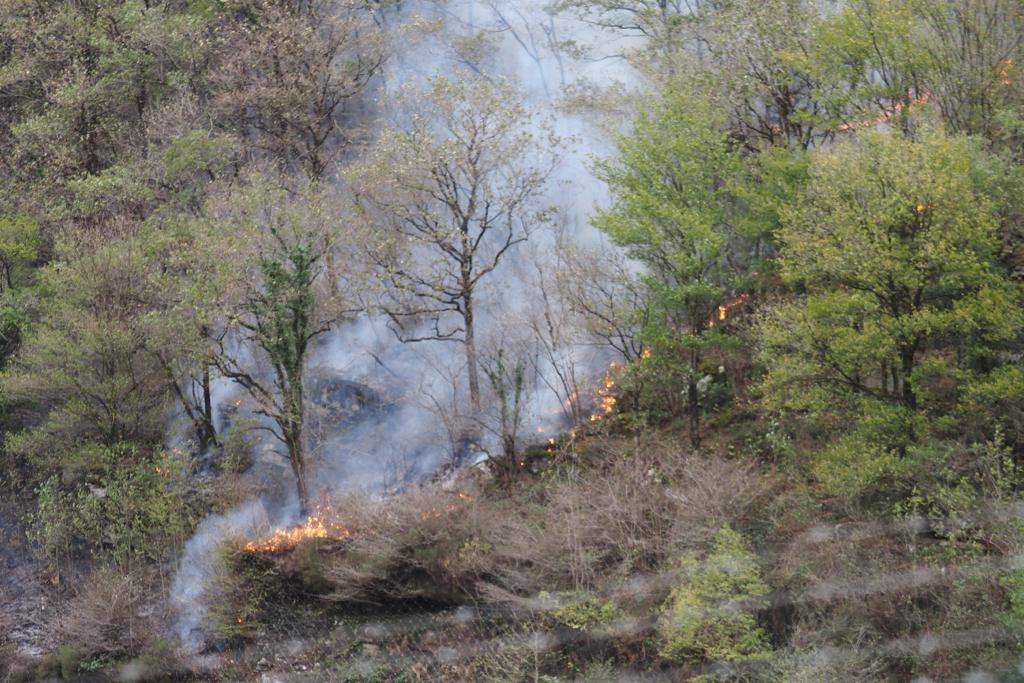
[214,0,389,180]
[352,72,556,417]
[558,240,649,363]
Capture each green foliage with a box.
[1000,567,1024,632]
[617,340,736,424]
[894,434,1023,548]
[208,547,281,642]
[813,436,910,503]
[760,129,1022,451]
[594,87,758,441]
[657,526,772,664]
[250,242,318,385]
[55,645,81,680]
[0,292,30,371]
[2,236,183,470]
[30,445,192,568]
[0,215,39,290]
[548,593,621,631]
[958,364,1024,449]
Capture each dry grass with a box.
[52,568,166,659]
[307,440,774,612]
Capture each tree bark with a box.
[283,363,309,515]
[463,286,481,414]
[197,364,217,452]
[285,421,309,516]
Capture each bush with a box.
[55,645,80,680]
[548,592,621,631]
[53,569,163,661]
[657,526,772,665]
[812,436,908,504]
[615,339,739,426]
[894,434,1023,552]
[207,546,282,642]
[31,444,193,567]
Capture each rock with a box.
[361,623,388,642]
[114,660,149,682]
[256,657,271,672]
[282,638,305,657]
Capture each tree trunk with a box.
[900,346,917,411]
[283,372,309,515]
[286,425,310,516]
[463,288,481,414]
[197,365,217,452]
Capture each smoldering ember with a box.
[3,0,1024,681]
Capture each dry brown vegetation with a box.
[276,438,778,606]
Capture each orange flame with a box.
[710,292,749,327]
[243,505,352,554]
[1000,58,1015,86]
[589,361,623,422]
[421,491,475,519]
[837,91,930,132]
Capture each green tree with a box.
[759,129,1022,450]
[0,214,39,291]
[593,89,754,445]
[658,525,771,664]
[200,177,359,514]
[3,234,176,472]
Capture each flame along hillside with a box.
[241,292,755,554]
[242,493,477,555]
[243,505,353,554]
[588,291,749,422]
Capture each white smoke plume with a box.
[170,0,642,650]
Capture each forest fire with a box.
[419,491,475,520]
[243,505,352,554]
[1001,58,1015,86]
[837,91,930,131]
[590,361,622,421]
[710,292,749,327]
[243,493,477,553]
[718,292,749,322]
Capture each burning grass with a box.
[242,505,353,554]
[195,434,793,678]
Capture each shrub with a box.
[811,435,909,504]
[548,592,622,631]
[1000,567,1024,632]
[894,434,1023,552]
[207,545,282,642]
[657,526,772,665]
[55,645,80,680]
[53,568,163,660]
[30,444,192,568]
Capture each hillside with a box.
[3,0,1024,681]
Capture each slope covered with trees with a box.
[2,0,1024,680]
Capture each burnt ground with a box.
[0,492,52,659]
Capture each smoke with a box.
[170,500,270,651]
[170,0,643,651]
